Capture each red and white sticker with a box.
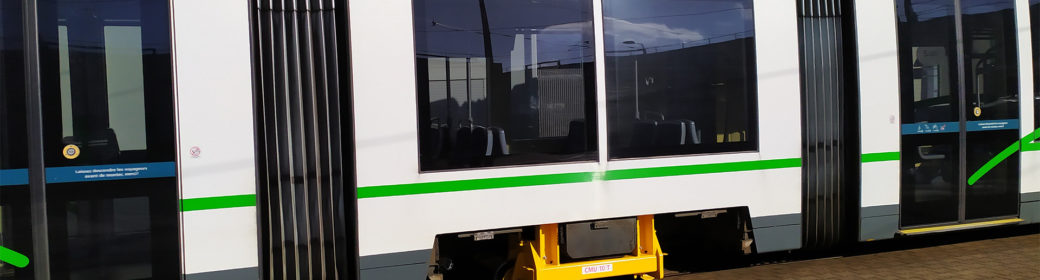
[581,264,613,275]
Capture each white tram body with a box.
[0,0,1035,279]
[173,0,260,276]
[349,0,804,272]
[340,0,1038,278]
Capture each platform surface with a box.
[668,229,1039,279]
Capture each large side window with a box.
[603,0,758,159]
[414,0,597,171]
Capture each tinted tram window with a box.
[414,0,597,171]
[39,0,175,167]
[0,0,26,172]
[961,0,1018,123]
[36,0,179,278]
[896,0,961,226]
[1033,0,1039,130]
[603,0,758,159]
[896,0,1021,226]
[0,0,34,278]
[897,0,960,125]
[961,0,1019,220]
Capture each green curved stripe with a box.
[1024,128,1040,151]
[0,246,29,268]
[968,128,1040,186]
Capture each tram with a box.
[0,0,1037,279]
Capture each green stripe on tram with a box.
[601,158,802,181]
[0,246,29,268]
[1023,128,1040,152]
[180,194,257,212]
[358,158,802,199]
[861,152,900,163]
[357,172,595,199]
[1025,142,1040,152]
[357,127,1037,198]
[968,128,1040,186]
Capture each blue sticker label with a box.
[967,119,1019,132]
[901,122,959,135]
[0,169,29,186]
[45,162,176,184]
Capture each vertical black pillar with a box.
[22,0,49,278]
[952,0,967,222]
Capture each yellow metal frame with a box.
[508,215,665,280]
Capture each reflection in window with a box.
[58,25,148,147]
[103,26,148,150]
[1,0,28,171]
[896,0,963,228]
[40,0,175,166]
[414,0,597,171]
[37,0,180,276]
[961,0,1018,122]
[897,0,959,124]
[64,197,152,279]
[56,24,148,153]
[46,180,181,279]
[603,0,757,158]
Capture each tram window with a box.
[603,0,758,158]
[1032,0,1038,130]
[1,0,27,171]
[39,0,176,166]
[961,0,1019,122]
[414,0,598,171]
[1,0,36,279]
[896,0,960,124]
[45,179,181,279]
[36,0,181,278]
[57,26,149,150]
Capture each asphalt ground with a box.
[661,225,1039,279]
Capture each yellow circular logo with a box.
[973,107,982,117]
[62,144,80,159]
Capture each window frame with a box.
[601,0,761,160]
[411,0,601,172]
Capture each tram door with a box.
[897,0,1021,228]
[2,0,179,279]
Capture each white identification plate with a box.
[581,264,613,275]
[473,231,494,241]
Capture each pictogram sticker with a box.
[189,146,201,158]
